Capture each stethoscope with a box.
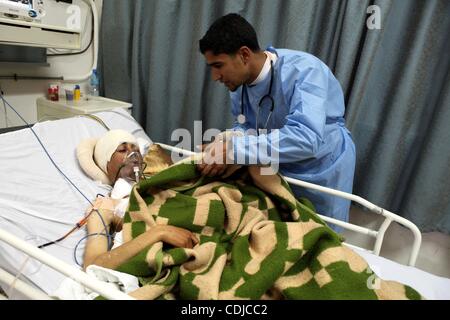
[239,60,275,134]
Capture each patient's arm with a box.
[83,209,197,270]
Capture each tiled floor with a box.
[342,205,450,278]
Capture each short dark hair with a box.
[199,13,261,55]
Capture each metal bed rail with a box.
[0,229,134,300]
[0,267,51,300]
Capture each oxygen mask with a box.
[115,151,145,183]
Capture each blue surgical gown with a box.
[229,47,356,230]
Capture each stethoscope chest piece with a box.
[237,114,246,124]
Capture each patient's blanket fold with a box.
[118,161,422,300]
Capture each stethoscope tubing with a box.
[240,60,275,134]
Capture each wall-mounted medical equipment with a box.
[0,0,39,21]
[0,0,81,49]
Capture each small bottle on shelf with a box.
[74,85,81,101]
[89,69,100,97]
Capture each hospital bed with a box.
[0,107,449,300]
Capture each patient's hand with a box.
[152,225,198,249]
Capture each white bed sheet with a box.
[0,108,448,300]
[354,248,450,300]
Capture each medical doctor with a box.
[197,13,356,227]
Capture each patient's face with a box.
[107,143,142,184]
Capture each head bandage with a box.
[93,129,138,174]
[77,129,138,185]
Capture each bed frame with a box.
[0,143,422,300]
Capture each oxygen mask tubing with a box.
[115,151,145,183]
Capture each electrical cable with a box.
[37,200,102,249]
[79,114,110,131]
[73,232,109,267]
[1,93,92,204]
[1,86,8,128]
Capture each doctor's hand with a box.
[197,139,233,177]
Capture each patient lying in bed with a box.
[74,129,197,299]
[73,130,423,300]
[2,110,447,300]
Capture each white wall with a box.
[0,0,103,128]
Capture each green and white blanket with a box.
[116,161,421,300]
